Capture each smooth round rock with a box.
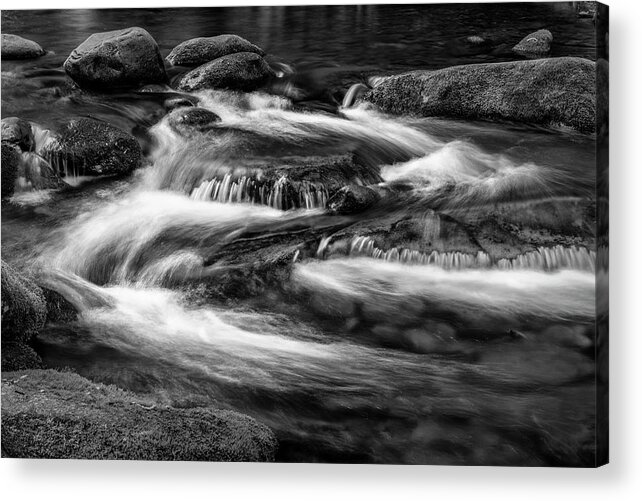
[1,34,45,60]
[176,52,275,92]
[166,34,264,67]
[64,27,167,90]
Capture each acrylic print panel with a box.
[0,2,608,466]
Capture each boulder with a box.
[44,118,142,176]
[164,96,198,111]
[2,369,278,461]
[1,343,44,372]
[166,34,264,67]
[1,260,47,344]
[1,143,20,199]
[176,52,275,92]
[63,27,167,90]
[1,34,45,60]
[1,117,35,152]
[512,29,553,56]
[361,57,596,133]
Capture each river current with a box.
[1,4,601,464]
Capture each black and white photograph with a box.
[1,0,610,469]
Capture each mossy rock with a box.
[43,118,142,176]
[1,143,20,199]
[362,57,596,133]
[1,370,278,461]
[1,260,47,344]
[1,343,44,371]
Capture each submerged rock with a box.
[2,369,278,461]
[167,34,264,66]
[1,34,45,60]
[176,52,274,92]
[167,107,221,133]
[512,29,553,56]
[1,117,35,152]
[43,118,142,176]
[327,185,381,214]
[1,143,20,199]
[362,57,596,133]
[1,261,47,344]
[64,27,167,90]
[164,96,198,111]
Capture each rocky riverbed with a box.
[1,4,607,465]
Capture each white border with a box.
[2,0,641,499]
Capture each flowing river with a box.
[1,4,602,465]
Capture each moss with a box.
[1,342,44,371]
[1,369,278,461]
[1,143,20,199]
[1,260,47,344]
[42,287,78,323]
[44,118,142,176]
[363,57,596,133]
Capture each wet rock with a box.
[43,118,142,176]
[1,34,45,60]
[16,152,68,191]
[1,117,35,152]
[167,107,221,133]
[64,27,167,90]
[1,369,278,461]
[164,96,197,111]
[362,57,596,133]
[327,185,380,214]
[1,261,47,344]
[512,29,553,56]
[166,34,264,67]
[176,52,275,92]
[1,143,20,199]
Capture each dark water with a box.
[1,4,600,465]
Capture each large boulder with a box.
[166,34,264,66]
[63,27,167,90]
[44,118,142,176]
[1,143,20,199]
[1,34,45,60]
[176,52,274,92]
[513,29,553,56]
[362,57,596,133]
[2,369,278,461]
[1,261,47,344]
[1,117,35,152]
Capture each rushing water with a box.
[2,4,600,465]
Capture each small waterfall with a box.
[190,174,329,210]
[342,83,369,108]
[335,236,595,272]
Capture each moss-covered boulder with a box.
[1,343,44,372]
[43,118,142,176]
[1,370,278,461]
[513,29,553,56]
[1,34,45,60]
[167,34,264,67]
[1,143,20,199]
[176,52,274,92]
[1,117,35,152]
[64,27,167,90]
[362,57,596,133]
[1,260,47,344]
